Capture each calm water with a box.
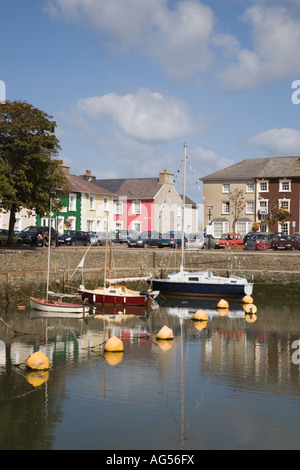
[0,293,300,450]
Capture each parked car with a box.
[58,230,90,246]
[203,233,217,249]
[127,231,161,248]
[244,232,275,249]
[186,232,204,250]
[158,231,187,249]
[214,233,244,249]
[114,230,139,244]
[19,226,58,246]
[0,229,22,246]
[271,235,300,251]
[90,231,114,246]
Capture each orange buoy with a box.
[156,325,174,340]
[217,299,229,309]
[26,351,50,371]
[17,306,26,310]
[217,308,229,317]
[193,321,207,332]
[243,303,257,314]
[193,310,207,321]
[104,336,124,352]
[104,351,123,365]
[243,295,253,304]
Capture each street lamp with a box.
[207,204,213,225]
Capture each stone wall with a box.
[0,247,300,303]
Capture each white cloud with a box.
[247,128,300,155]
[192,146,235,177]
[76,88,197,142]
[218,4,300,90]
[45,0,216,81]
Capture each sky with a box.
[1,0,300,208]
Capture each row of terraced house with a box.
[1,156,300,237]
[0,162,199,235]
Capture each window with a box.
[246,201,254,214]
[280,222,289,235]
[69,193,77,211]
[65,217,76,230]
[236,221,247,234]
[132,222,141,232]
[222,201,230,214]
[89,194,96,210]
[279,179,291,192]
[104,197,109,212]
[87,220,94,232]
[259,180,268,192]
[259,200,268,214]
[132,200,141,215]
[213,221,229,238]
[222,183,230,193]
[279,199,290,211]
[114,200,123,215]
[246,182,254,193]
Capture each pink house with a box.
[94,171,188,233]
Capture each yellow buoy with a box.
[156,325,174,340]
[193,310,207,321]
[26,370,49,387]
[245,313,257,323]
[156,339,173,351]
[217,299,229,309]
[243,295,253,304]
[243,303,257,314]
[217,308,229,317]
[25,351,50,371]
[193,321,207,332]
[104,351,123,365]
[104,336,124,352]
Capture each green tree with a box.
[228,188,245,232]
[0,100,67,245]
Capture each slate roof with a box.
[65,174,115,195]
[201,156,300,181]
[94,177,164,199]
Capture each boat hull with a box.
[30,297,87,315]
[80,290,153,307]
[148,279,252,298]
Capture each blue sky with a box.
[1,0,300,206]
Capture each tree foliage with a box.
[228,188,245,232]
[0,100,67,244]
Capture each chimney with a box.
[79,170,96,181]
[159,169,174,185]
[58,161,70,176]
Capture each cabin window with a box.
[188,277,199,281]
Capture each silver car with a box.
[90,231,114,246]
[186,232,204,249]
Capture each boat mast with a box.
[181,142,187,270]
[46,199,52,301]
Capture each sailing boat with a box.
[30,201,88,316]
[147,143,253,298]
[78,216,159,311]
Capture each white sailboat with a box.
[148,143,253,298]
[30,200,88,316]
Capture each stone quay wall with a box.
[0,247,300,303]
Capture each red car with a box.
[271,235,300,251]
[214,233,244,249]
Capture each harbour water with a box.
[0,292,300,450]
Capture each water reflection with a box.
[0,294,300,449]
